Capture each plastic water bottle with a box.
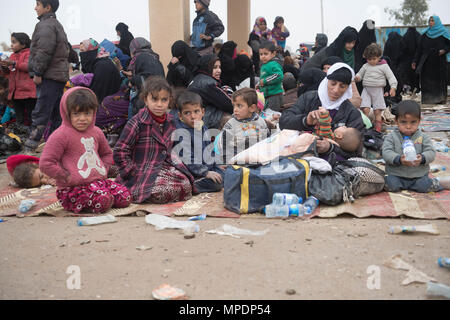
[272,193,303,206]
[264,204,289,218]
[430,165,446,173]
[288,204,309,217]
[426,282,450,299]
[438,257,450,269]
[19,199,36,213]
[77,214,117,226]
[303,196,319,215]
[145,214,200,233]
[402,137,417,161]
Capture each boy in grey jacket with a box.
[382,101,443,193]
[355,43,397,133]
[25,0,69,153]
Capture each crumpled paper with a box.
[384,254,437,286]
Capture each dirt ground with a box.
[0,162,449,301]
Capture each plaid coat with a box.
[113,108,194,203]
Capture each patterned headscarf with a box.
[81,38,110,59]
[253,17,275,44]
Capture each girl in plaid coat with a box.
[113,77,195,204]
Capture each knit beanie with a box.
[198,0,211,8]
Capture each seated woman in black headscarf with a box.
[167,40,201,88]
[187,54,233,130]
[280,63,364,161]
[218,41,238,90]
[301,26,359,74]
[235,53,256,90]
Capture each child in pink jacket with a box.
[40,87,130,214]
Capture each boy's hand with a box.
[33,76,42,85]
[400,154,422,167]
[389,88,396,97]
[199,34,212,41]
[206,171,223,184]
[259,79,264,87]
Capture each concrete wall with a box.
[227,0,251,53]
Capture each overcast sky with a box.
[1,0,449,52]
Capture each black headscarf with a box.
[326,26,359,58]
[327,67,353,85]
[321,56,343,70]
[297,67,326,97]
[171,40,200,71]
[235,54,255,88]
[383,32,404,70]
[195,54,219,77]
[355,20,376,71]
[116,22,134,57]
[402,27,421,56]
[218,41,238,88]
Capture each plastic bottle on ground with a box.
[288,204,309,217]
[145,214,200,233]
[19,199,36,213]
[438,257,450,269]
[402,136,417,161]
[430,165,446,173]
[264,204,289,218]
[426,282,450,299]
[272,193,303,206]
[303,196,319,215]
[77,214,117,226]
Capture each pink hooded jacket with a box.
[40,87,113,188]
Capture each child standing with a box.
[272,16,290,50]
[217,88,270,164]
[173,90,224,193]
[355,43,398,133]
[39,87,131,214]
[0,33,36,137]
[113,77,195,204]
[382,101,443,193]
[25,0,69,153]
[258,41,284,112]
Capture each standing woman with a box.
[115,23,134,57]
[400,27,421,94]
[166,40,200,88]
[248,17,276,74]
[413,16,449,104]
[355,20,377,73]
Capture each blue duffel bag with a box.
[224,157,311,214]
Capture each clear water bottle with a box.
[264,204,289,218]
[303,196,319,215]
[402,137,417,161]
[288,204,309,217]
[78,214,117,226]
[272,193,303,206]
[438,257,450,269]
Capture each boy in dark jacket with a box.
[25,0,69,153]
[173,90,224,193]
[191,0,225,54]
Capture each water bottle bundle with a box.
[264,193,319,218]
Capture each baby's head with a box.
[141,76,173,117]
[232,88,258,121]
[363,43,382,66]
[7,156,52,188]
[177,91,204,130]
[334,126,362,153]
[66,88,98,132]
[395,100,421,137]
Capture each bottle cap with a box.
[298,197,303,204]
[305,207,312,215]
[77,220,83,226]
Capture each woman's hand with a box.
[439,49,446,56]
[411,62,416,70]
[316,138,331,154]
[170,57,179,64]
[306,109,322,126]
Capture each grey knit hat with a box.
[198,0,210,8]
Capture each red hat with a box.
[6,155,40,176]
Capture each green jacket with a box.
[382,128,436,178]
[260,60,284,98]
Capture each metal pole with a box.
[321,0,324,34]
